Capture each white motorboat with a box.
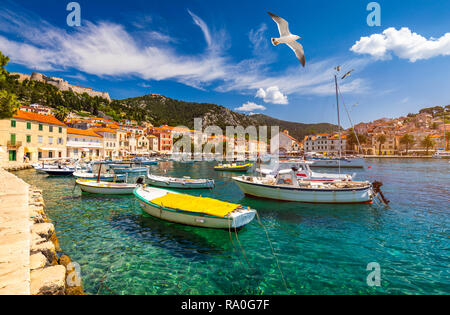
[260,160,354,181]
[233,169,374,204]
[43,168,75,176]
[432,150,450,159]
[134,186,256,229]
[305,154,365,168]
[76,179,140,195]
[147,173,214,189]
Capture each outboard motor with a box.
[136,176,145,186]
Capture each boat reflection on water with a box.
[108,213,230,259]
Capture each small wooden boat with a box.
[134,186,256,229]
[233,169,374,204]
[73,171,126,182]
[147,173,214,189]
[214,163,253,172]
[76,179,138,195]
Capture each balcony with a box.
[7,141,22,148]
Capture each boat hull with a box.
[44,169,75,176]
[112,167,147,174]
[233,178,372,204]
[147,178,214,189]
[134,188,256,229]
[73,172,126,182]
[306,157,365,168]
[76,180,136,195]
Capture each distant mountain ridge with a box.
[113,94,339,141]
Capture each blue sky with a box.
[1,0,449,127]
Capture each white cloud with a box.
[351,27,450,62]
[187,10,212,48]
[256,86,288,104]
[235,101,266,112]
[0,6,368,99]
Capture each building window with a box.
[11,120,16,128]
[58,138,63,145]
[38,136,43,144]
[49,126,53,132]
[27,122,31,129]
[39,124,43,131]
[59,127,62,133]
[49,137,53,145]
[10,134,16,145]
[27,135,31,143]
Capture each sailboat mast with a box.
[335,75,342,159]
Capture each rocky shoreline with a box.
[28,186,85,295]
[0,168,85,295]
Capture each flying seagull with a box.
[268,12,305,67]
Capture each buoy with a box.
[368,166,372,169]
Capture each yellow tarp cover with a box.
[151,193,240,217]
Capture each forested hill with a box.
[1,66,337,141]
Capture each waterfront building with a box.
[148,135,159,152]
[303,133,346,154]
[91,127,118,158]
[66,128,103,160]
[279,130,302,154]
[135,134,150,155]
[117,128,129,157]
[149,127,173,154]
[0,110,67,163]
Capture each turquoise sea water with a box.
[15,158,449,295]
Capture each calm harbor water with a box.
[15,158,449,295]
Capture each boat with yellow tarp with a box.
[214,163,253,172]
[134,186,256,229]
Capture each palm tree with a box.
[53,106,69,122]
[421,135,435,155]
[400,134,415,155]
[376,134,387,155]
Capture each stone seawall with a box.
[0,168,84,295]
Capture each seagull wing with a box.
[268,12,290,37]
[286,41,306,67]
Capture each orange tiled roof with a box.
[67,128,102,138]
[91,127,117,133]
[13,110,66,126]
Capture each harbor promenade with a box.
[0,167,30,294]
[0,167,84,295]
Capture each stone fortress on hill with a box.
[11,72,111,101]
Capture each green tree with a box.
[400,134,415,155]
[0,51,20,118]
[376,134,387,155]
[0,90,20,119]
[421,135,435,155]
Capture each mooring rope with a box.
[228,218,246,268]
[234,226,253,269]
[255,211,288,291]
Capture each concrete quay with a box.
[0,168,84,295]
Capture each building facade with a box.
[66,128,103,160]
[0,110,67,163]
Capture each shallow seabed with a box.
[15,158,450,294]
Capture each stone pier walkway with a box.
[0,168,30,295]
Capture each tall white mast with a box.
[335,74,342,159]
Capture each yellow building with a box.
[0,110,67,163]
